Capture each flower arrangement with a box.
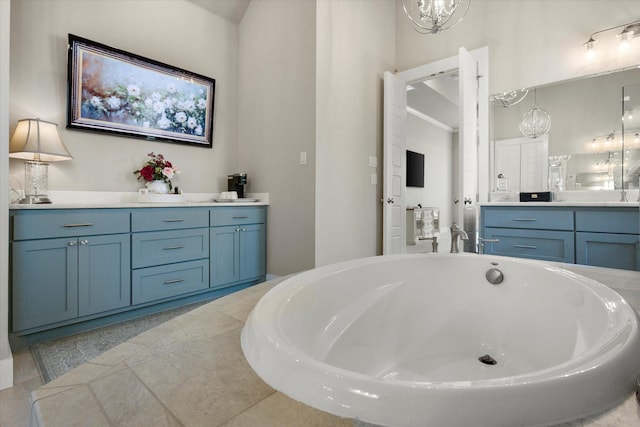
[133,152,180,190]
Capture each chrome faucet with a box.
[450,222,468,253]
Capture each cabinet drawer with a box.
[483,227,575,263]
[12,209,130,240]
[483,208,573,231]
[576,209,639,234]
[132,259,209,305]
[132,229,209,268]
[131,208,209,232]
[210,207,266,226]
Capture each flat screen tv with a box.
[406,150,425,188]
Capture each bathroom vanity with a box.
[9,202,267,340]
[480,204,639,270]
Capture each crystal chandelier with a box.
[519,89,551,139]
[401,0,471,34]
[490,89,528,108]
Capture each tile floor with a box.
[1,265,640,426]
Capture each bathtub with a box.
[241,254,640,427]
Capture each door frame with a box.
[383,47,489,254]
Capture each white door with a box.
[494,136,549,192]
[457,47,479,251]
[383,71,406,254]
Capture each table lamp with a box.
[9,118,73,204]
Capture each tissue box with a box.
[519,191,552,202]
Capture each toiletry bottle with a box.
[497,173,507,191]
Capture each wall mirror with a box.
[491,67,640,194]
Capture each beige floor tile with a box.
[89,340,147,367]
[131,328,274,426]
[0,376,43,427]
[221,391,352,427]
[40,360,123,389]
[32,384,110,427]
[13,348,41,384]
[90,367,181,426]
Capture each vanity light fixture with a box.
[519,89,551,139]
[9,118,73,204]
[401,0,470,35]
[583,20,640,58]
[490,89,528,108]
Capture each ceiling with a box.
[186,0,251,23]
[407,71,460,130]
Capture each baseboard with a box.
[0,351,13,390]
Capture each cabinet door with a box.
[78,233,131,316]
[210,226,240,288]
[239,224,266,281]
[576,232,639,271]
[12,238,79,331]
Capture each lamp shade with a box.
[9,118,72,162]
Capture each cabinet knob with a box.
[68,240,77,246]
[80,240,89,245]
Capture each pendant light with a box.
[519,89,551,139]
[401,0,470,35]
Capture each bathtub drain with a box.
[478,354,497,365]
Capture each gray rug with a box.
[31,301,209,383]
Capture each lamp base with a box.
[19,195,52,204]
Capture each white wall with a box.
[405,113,454,232]
[239,0,317,276]
[315,0,395,266]
[395,1,640,94]
[9,0,239,194]
[0,0,12,391]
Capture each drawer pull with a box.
[512,218,537,222]
[232,215,249,219]
[163,278,185,285]
[63,223,94,227]
[163,245,185,250]
[514,244,537,249]
[163,219,185,223]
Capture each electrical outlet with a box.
[369,156,378,167]
[299,151,307,165]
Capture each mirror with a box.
[491,67,640,194]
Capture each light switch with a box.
[299,151,307,165]
[369,156,378,167]
[370,173,377,185]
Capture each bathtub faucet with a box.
[450,222,468,253]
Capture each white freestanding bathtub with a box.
[241,254,640,427]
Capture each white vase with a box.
[146,180,170,194]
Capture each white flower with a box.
[181,99,195,112]
[187,117,197,129]
[107,96,121,110]
[127,84,141,97]
[195,125,203,135]
[167,83,176,94]
[145,98,153,108]
[153,101,165,114]
[157,115,171,129]
[90,96,102,108]
[164,97,177,108]
[175,112,187,123]
[151,92,162,102]
[197,98,207,109]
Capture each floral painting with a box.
[67,34,215,147]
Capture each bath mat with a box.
[31,300,209,383]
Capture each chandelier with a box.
[519,89,551,139]
[401,0,471,34]
[490,89,528,108]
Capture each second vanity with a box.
[480,202,639,271]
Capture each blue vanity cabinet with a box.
[131,208,210,305]
[10,209,131,332]
[481,207,575,263]
[481,205,640,271]
[575,209,640,271]
[210,207,266,289]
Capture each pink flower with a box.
[162,167,175,179]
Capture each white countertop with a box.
[480,201,639,207]
[9,191,269,209]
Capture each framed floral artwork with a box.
[67,34,215,148]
